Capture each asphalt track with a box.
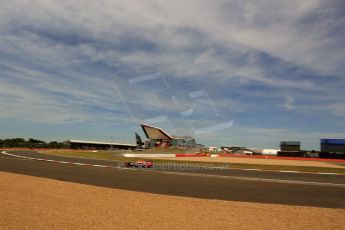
[1,151,345,208]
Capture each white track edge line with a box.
[1,151,344,179]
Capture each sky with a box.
[0,0,345,150]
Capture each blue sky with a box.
[1,0,345,150]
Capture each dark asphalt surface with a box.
[6,150,345,184]
[1,151,345,208]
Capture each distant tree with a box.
[3,138,26,147]
[28,138,40,144]
[48,141,59,148]
[27,138,47,148]
[0,138,68,148]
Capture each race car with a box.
[123,160,153,168]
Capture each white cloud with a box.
[2,0,343,76]
[0,0,344,146]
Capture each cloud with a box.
[0,0,344,147]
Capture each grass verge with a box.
[39,150,345,174]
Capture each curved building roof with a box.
[140,123,173,140]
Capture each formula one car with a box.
[123,160,153,168]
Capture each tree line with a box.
[0,138,67,148]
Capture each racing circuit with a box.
[1,150,345,209]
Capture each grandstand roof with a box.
[67,139,136,147]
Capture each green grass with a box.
[41,150,128,159]
[40,150,345,174]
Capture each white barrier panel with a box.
[123,153,176,158]
[262,149,279,155]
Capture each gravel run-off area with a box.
[1,171,344,230]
